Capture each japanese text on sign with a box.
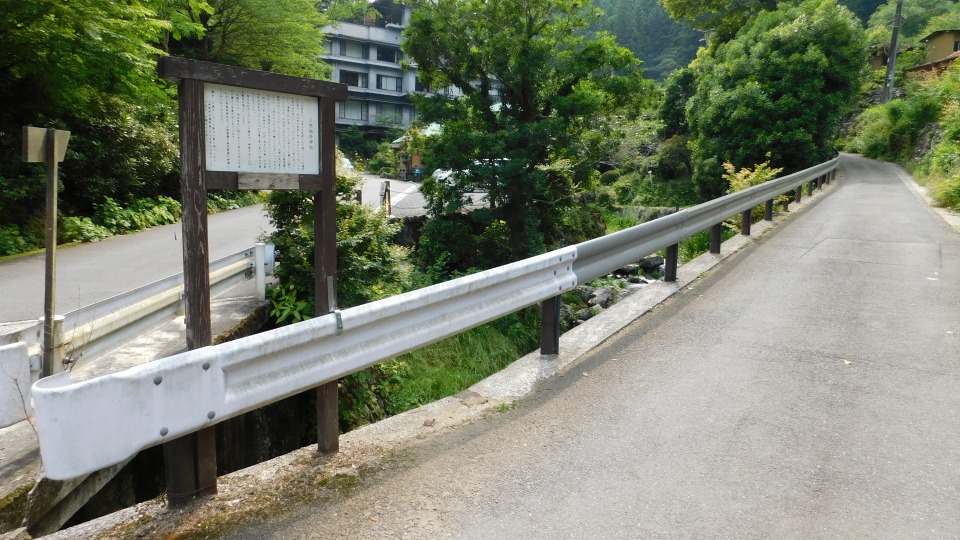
[204,83,319,174]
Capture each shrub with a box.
[59,216,110,244]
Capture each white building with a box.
[322,0,463,136]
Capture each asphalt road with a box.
[0,204,274,323]
[0,176,431,325]
[230,155,960,538]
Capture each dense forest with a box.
[591,0,885,81]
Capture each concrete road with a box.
[0,204,273,323]
[230,155,960,539]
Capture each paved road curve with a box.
[0,204,273,323]
[232,155,960,538]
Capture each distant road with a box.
[0,204,273,324]
[0,176,435,324]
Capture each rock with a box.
[638,255,664,272]
[576,307,594,321]
[588,287,616,309]
[627,276,648,284]
[613,264,640,278]
[576,285,595,302]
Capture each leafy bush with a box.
[91,196,182,234]
[0,225,38,257]
[599,170,620,185]
[59,216,110,244]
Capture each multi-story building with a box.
[322,0,464,136]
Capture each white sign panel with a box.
[203,83,319,174]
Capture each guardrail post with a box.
[740,210,752,236]
[795,186,802,203]
[817,175,824,190]
[540,296,561,355]
[255,243,266,301]
[664,244,678,282]
[764,199,774,221]
[709,224,722,254]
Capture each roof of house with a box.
[920,29,960,42]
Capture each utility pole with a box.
[881,0,904,103]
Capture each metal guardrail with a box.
[32,159,838,480]
[0,244,274,429]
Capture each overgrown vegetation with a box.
[844,63,960,209]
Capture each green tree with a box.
[158,0,331,78]
[686,0,866,198]
[402,0,653,264]
[659,0,779,44]
[865,0,960,48]
[591,0,702,80]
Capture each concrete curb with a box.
[45,175,839,539]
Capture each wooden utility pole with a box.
[881,0,904,103]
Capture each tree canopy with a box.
[402,0,654,264]
[685,0,867,197]
[0,0,337,253]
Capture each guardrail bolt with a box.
[207,411,216,420]
[160,427,169,436]
[154,376,163,385]
[202,362,210,370]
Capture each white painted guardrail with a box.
[31,158,838,479]
[34,247,578,479]
[0,244,274,429]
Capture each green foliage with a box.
[659,0,779,44]
[722,158,784,225]
[264,160,403,314]
[403,0,653,263]
[677,225,736,263]
[0,225,39,257]
[337,125,379,161]
[160,0,332,79]
[91,196,182,234]
[591,0,702,81]
[59,217,111,244]
[366,141,399,177]
[844,59,960,208]
[865,0,960,49]
[268,284,311,325]
[687,0,867,198]
[659,67,697,139]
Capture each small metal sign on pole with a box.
[23,126,70,378]
[157,57,347,505]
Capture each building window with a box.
[374,103,403,125]
[339,70,368,88]
[415,77,431,93]
[342,41,367,59]
[376,47,400,63]
[954,40,960,52]
[339,100,368,121]
[376,75,402,92]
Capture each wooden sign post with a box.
[23,127,70,378]
[158,57,347,506]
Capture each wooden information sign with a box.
[157,56,348,506]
